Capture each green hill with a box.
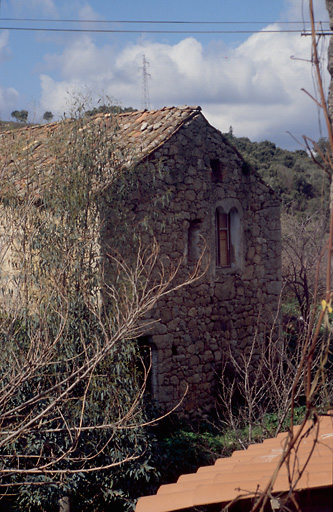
[224,131,330,214]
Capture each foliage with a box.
[146,405,307,500]
[151,421,217,485]
[224,132,330,214]
[85,104,137,117]
[1,316,153,511]
[223,131,331,319]
[281,210,328,319]
[11,109,29,123]
[43,111,54,122]
[0,113,137,510]
[217,328,314,449]
[0,110,201,511]
[236,5,333,509]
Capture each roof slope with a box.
[112,105,202,158]
[0,106,202,199]
[135,414,333,512]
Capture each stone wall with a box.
[101,112,281,418]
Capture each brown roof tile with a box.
[0,106,202,198]
[135,414,333,512]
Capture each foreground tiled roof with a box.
[135,413,333,512]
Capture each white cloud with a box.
[0,86,19,119]
[9,0,58,16]
[40,75,89,115]
[201,26,329,147]
[44,37,116,81]
[284,0,328,22]
[38,14,330,149]
[0,30,17,119]
[0,31,11,62]
[77,4,102,22]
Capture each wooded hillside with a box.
[224,130,330,214]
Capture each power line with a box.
[0,26,330,35]
[0,18,330,24]
[0,16,329,35]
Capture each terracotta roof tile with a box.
[0,106,202,198]
[135,414,333,512]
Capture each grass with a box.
[150,406,307,489]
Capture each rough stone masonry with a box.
[99,107,282,418]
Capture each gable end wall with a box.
[101,113,281,418]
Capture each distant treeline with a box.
[85,105,137,116]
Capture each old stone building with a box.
[99,106,281,416]
[0,106,281,417]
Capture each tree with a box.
[85,104,136,117]
[247,3,333,510]
[43,111,54,122]
[218,328,314,449]
[0,111,202,511]
[223,133,331,214]
[217,3,332,511]
[281,210,328,319]
[11,109,28,123]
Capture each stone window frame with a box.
[214,198,243,274]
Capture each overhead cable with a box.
[0,26,330,35]
[0,18,330,24]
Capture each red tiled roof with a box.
[135,414,333,512]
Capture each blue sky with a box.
[0,0,330,149]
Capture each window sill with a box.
[215,265,241,280]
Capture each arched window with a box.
[215,202,242,269]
